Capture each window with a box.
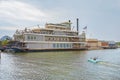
[57,44,59,48]
[69,44,72,48]
[66,38,69,41]
[60,44,62,48]
[52,37,54,40]
[31,36,33,40]
[61,38,63,41]
[53,44,56,48]
[34,36,36,40]
[57,38,59,41]
[48,37,51,40]
[28,36,30,40]
[50,37,53,40]
[67,44,69,48]
[64,44,66,48]
[54,37,56,41]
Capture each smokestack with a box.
[69,20,71,23]
[76,18,79,32]
[68,20,71,30]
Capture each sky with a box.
[0,0,120,41]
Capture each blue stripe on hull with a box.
[27,48,87,52]
[4,48,87,53]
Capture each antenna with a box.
[72,26,74,30]
[37,24,40,28]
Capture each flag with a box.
[83,26,87,30]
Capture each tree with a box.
[1,40,9,46]
[0,41,2,46]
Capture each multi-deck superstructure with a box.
[9,19,87,52]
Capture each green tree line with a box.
[116,42,120,46]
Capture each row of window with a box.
[27,36,36,40]
[53,43,72,48]
[47,26,69,30]
[46,37,69,41]
[27,35,85,42]
[34,30,77,36]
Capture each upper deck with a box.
[14,21,78,36]
[14,20,86,42]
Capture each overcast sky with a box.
[0,0,120,41]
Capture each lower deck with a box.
[4,41,87,53]
[25,42,87,50]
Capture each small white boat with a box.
[88,58,100,63]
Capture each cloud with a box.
[0,0,47,22]
[0,26,25,31]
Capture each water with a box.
[1,49,120,80]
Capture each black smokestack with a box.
[76,18,79,32]
[69,20,71,23]
[68,20,71,29]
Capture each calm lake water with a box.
[1,49,120,80]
